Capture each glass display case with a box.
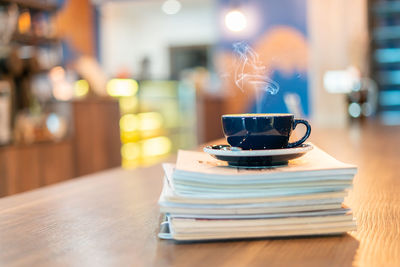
[118,80,197,168]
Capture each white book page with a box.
[174,144,357,180]
[159,177,349,204]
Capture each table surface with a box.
[0,120,399,267]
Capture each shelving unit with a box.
[369,0,400,125]
[0,0,62,137]
[0,1,122,196]
[12,32,59,45]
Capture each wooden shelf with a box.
[12,32,59,46]
[0,0,58,12]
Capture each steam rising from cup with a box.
[233,42,279,112]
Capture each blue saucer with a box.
[203,144,313,167]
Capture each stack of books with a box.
[158,144,357,241]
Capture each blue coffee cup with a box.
[222,113,311,150]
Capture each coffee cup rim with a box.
[222,113,293,118]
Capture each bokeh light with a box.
[107,79,138,97]
[46,113,61,135]
[120,114,139,132]
[49,66,66,82]
[348,103,362,118]
[120,131,140,144]
[52,83,74,101]
[74,79,89,98]
[142,136,172,157]
[121,142,141,160]
[46,113,67,139]
[49,66,74,101]
[138,112,163,131]
[162,0,182,15]
[18,11,31,34]
[119,97,138,114]
[362,103,373,117]
[224,10,247,32]
[120,114,140,143]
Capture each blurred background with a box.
[0,0,397,196]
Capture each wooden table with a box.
[0,120,399,266]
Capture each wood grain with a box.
[310,121,400,266]
[0,120,398,266]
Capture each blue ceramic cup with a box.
[222,113,311,150]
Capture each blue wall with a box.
[218,0,310,116]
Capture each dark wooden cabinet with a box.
[0,140,74,196]
[72,99,121,177]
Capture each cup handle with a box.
[287,119,311,148]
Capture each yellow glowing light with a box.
[121,142,140,160]
[138,112,163,131]
[18,12,31,34]
[224,10,247,32]
[74,79,89,98]
[120,114,139,132]
[119,97,138,114]
[141,136,172,157]
[107,79,138,97]
[122,159,139,169]
[121,131,140,143]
